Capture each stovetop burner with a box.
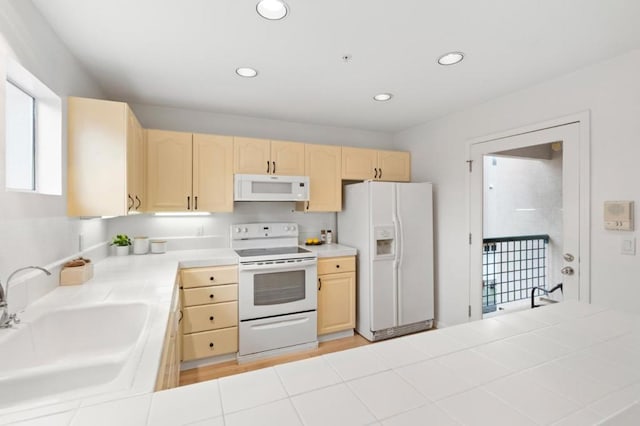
[234,246,312,258]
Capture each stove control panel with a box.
[231,222,299,240]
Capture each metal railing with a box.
[482,234,549,313]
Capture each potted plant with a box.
[111,234,132,256]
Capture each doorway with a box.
[481,145,563,317]
[468,116,591,321]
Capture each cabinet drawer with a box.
[182,284,237,307]
[318,256,355,275]
[183,301,238,333]
[181,265,237,288]
[182,327,238,361]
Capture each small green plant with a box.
[111,234,132,247]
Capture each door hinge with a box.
[468,305,472,317]
[466,160,473,172]
[468,233,472,245]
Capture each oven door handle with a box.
[239,259,317,271]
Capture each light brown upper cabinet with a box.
[297,144,342,212]
[146,130,233,212]
[67,97,145,216]
[234,137,305,175]
[341,146,411,182]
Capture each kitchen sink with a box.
[0,302,151,409]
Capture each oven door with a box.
[238,258,317,320]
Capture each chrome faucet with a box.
[0,266,52,328]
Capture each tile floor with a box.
[25,301,640,425]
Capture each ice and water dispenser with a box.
[374,226,395,258]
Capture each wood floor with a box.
[179,334,370,386]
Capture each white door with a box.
[396,182,435,325]
[469,122,588,320]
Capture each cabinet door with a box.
[193,133,234,212]
[317,271,356,335]
[146,130,193,211]
[234,137,271,174]
[341,146,377,180]
[126,107,145,212]
[378,150,411,182]
[270,140,305,176]
[67,97,128,217]
[304,144,342,211]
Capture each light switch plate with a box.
[621,236,636,255]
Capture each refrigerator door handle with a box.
[393,186,403,325]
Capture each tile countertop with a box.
[304,243,357,258]
[0,248,238,425]
[7,300,640,425]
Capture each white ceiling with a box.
[32,0,640,133]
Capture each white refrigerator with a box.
[338,181,434,341]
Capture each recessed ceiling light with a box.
[256,0,288,20]
[437,51,464,66]
[373,93,393,102]
[236,67,258,78]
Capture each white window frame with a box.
[5,58,62,195]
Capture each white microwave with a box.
[234,174,309,201]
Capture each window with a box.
[5,80,36,191]
[4,59,62,195]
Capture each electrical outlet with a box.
[196,225,204,236]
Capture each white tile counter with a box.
[0,249,237,425]
[5,275,640,425]
[304,243,357,258]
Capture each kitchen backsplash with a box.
[106,202,337,250]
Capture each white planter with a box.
[115,245,130,256]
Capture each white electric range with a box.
[231,222,318,361]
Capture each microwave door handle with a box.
[240,259,317,271]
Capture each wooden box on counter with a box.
[60,263,94,286]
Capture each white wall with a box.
[394,49,640,326]
[131,103,393,149]
[0,1,107,310]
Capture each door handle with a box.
[272,161,276,174]
[267,161,270,174]
[187,196,191,210]
[135,195,141,209]
[379,168,382,179]
[561,266,574,276]
[374,168,378,179]
[318,277,322,291]
[194,196,198,210]
[563,253,575,262]
[127,194,134,211]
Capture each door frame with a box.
[467,111,591,321]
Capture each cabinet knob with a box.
[209,316,214,321]
[209,342,214,348]
[336,264,340,268]
[209,294,214,299]
[210,276,215,281]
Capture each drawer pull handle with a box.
[209,316,215,321]
[209,342,214,348]
[209,294,214,299]
[209,276,215,281]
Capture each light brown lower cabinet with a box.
[180,265,239,362]
[155,282,181,391]
[317,256,356,336]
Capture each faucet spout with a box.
[1,266,52,328]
